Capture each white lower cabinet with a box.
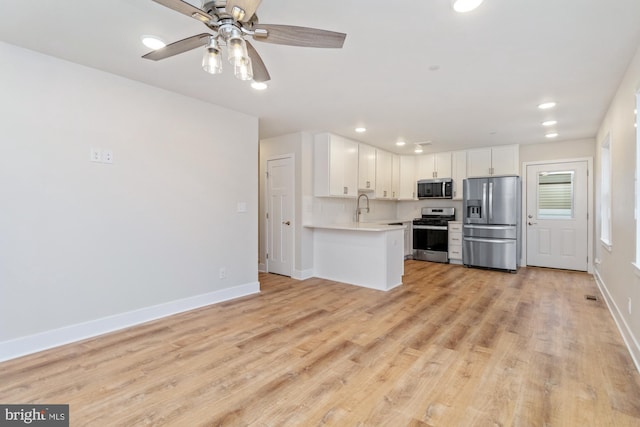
[448,221,462,264]
[404,221,413,258]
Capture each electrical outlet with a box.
[219,267,226,279]
[90,148,102,163]
[103,150,113,164]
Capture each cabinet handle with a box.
[366,181,370,189]
[344,186,348,195]
[384,190,387,197]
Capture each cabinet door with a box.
[434,152,452,178]
[491,145,519,176]
[375,149,393,199]
[358,144,376,190]
[391,154,400,199]
[342,138,359,197]
[466,147,492,177]
[416,154,435,180]
[328,135,347,196]
[399,155,416,200]
[451,150,467,199]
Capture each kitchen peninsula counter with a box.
[305,223,405,291]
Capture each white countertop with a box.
[305,222,406,232]
[368,218,415,224]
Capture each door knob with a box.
[283,221,291,226]
[528,221,537,225]
[528,214,533,218]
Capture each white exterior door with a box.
[526,161,588,271]
[267,157,294,276]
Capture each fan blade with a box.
[246,40,270,82]
[142,33,211,61]
[226,0,262,22]
[252,24,346,48]
[152,0,213,23]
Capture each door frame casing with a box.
[521,157,594,273]
[265,154,296,276]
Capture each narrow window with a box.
[601,133,612,248]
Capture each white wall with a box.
[519,138,595,163]
[0,43,259,357]
[594,42,640,369]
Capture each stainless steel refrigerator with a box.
[462,176,521,272]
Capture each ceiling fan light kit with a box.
[144,0,347,84]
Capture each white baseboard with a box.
[594,270,640,373]
[0,281,260,363]
[292,268,314,280]
[258,263,267,273]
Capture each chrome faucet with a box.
[356,193,370,222]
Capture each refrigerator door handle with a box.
[464,237,514,244]
[488,181,493,221]
[482,182,487,221]
[464,224,515,230]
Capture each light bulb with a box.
[227,36,248,63]
[233,56,253,81]
[202,38,222,74]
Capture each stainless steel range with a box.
[413,207,456,263]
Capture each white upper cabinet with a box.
[375,149,393,199]
[358,143,376,191]
[314,133,359,197]
[451,150,467,200]
[416,152,452,180]
[398,155,417,200]
[467,144,519,177]
[391,154,400,200]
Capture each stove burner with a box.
[412,207,456,226]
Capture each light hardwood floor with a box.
[2,261,640,426]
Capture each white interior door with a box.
[526,161,588,271]
[267,157,294,276]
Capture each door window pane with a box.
[538,171,574,219]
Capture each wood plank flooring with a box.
[2,261,640,426]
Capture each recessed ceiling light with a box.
[355,127,366,133]
[141,35,166,50]
[414,148,424,154]
[542,120,557,127]
[251,81,268,90]
[538,101,557,110]
[396,141,406,146]
[545,132,559,138]
[452,0,484,12]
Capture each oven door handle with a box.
[413,225,448,230]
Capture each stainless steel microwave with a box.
[417,178,453,199]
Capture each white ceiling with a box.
[1,0,639,154]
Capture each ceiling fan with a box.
[143,0,347,83]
